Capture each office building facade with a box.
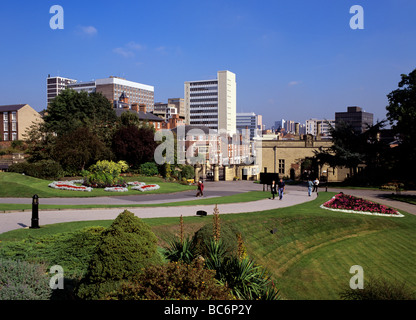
[237,112,259,140]
[46,75,77,105]
[185,70,236,134]
[47,75,154,112]
[335,106,373,133]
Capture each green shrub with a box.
[0,258,52,300]
[180,165,195,180]
[83,160,128,187]
[164,236,196,264]
[106,259,233,300]
[0,227,105,278]
[76,210,162,300]
[192,222,240,258]
[140,162,159,176]
[8,160,64,180]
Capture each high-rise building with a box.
[306,118,335,137]
[46,75,77,105]
[335,106,373,133]
[237,112,259,140]
[184,70,236,134]
[274,119,285,131]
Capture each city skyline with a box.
[0,1,415,128]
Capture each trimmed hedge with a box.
[8,160,64,180]
[76,210,162,300]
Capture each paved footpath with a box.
[0,181,414,234]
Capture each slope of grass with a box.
[1,192,415,300]
[0,172,195,198]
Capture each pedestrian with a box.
[196,181,203,197]
[313,178,319,194]
[277,178,285,200]
[270,180,277,200]
[200,180,204,197]
[307,179,314,196]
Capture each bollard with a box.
[30,194,40,229]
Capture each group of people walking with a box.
[270,178,320,200]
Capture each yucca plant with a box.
[164,236,195,264]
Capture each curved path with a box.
[0,181,415,234]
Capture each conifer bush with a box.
[76,210,162,299]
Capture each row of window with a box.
[3,132,17,141]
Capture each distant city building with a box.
[237,112,259,140]
[306,118,335,137]
[153,98,185,121]
[46,75,77,105]
[185,70,236,134]
[0,104,42,141]
[335,106,373,133]
[47,75,155,112]
[274,119,285,132]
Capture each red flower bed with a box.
[323,192,400,215]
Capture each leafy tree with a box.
[386,68,416,183]
[52,126,111,174]
[112,125,158,169]
[44,89,117,139]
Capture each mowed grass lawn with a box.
[1,192,415,300]
[0,172,195,198]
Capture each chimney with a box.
[139,104,146,113]
[131,103,139,112]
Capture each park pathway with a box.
[0,181,415,234]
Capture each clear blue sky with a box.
[0,0,415,129]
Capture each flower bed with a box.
[127,181,146,187]
[48,181,92,192]
[104,187,129,192]
[321,193,404,217]
[131,184,160,192]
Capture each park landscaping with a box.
[0,192,415,300]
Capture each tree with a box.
[43,89,117,139]
[313,120,390,185]
[386,68,416,183]
[52,126,111,174]
[112,125,158,169]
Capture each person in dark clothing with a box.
[196,180,204,197]
[277,178,285,200]
[270,180,277,200]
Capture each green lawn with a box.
[1,192,414,300]
[0,172,195,198]
[0,190,270,211]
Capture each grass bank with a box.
[0,172,195,198]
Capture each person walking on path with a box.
[270,180,277,200]
[312,178,319,194]
[307,179,314,196]
[196,180,204,197]
[277,178,285,200]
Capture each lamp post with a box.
[30,194,40,229]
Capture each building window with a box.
[3,133,9,141]
[12,122,16,132]
[3,121,8,131]
[12,133,17,141]
[3,113,8,121]
[278,159,285,174]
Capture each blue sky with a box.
[0,0,415,128]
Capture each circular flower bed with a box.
[321,192,404,217]
[48,181,92,192]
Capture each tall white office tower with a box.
[185,70,236,135]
